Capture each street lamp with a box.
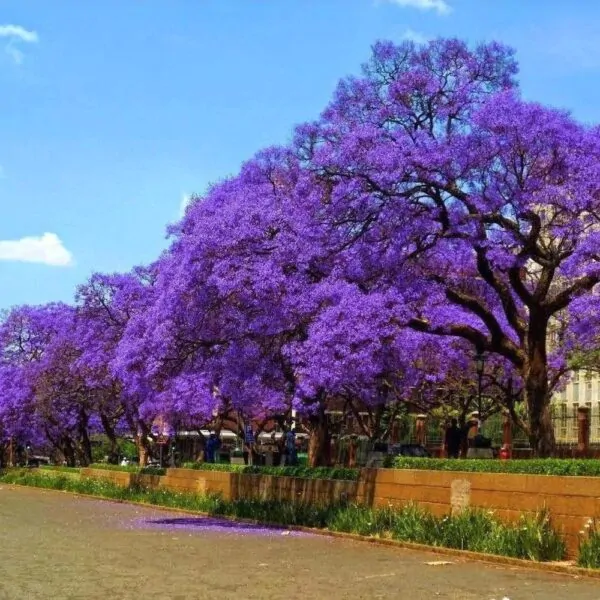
[474,350,485,433]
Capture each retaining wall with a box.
[368,469,595,556]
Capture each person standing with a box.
[444,418,462,459]
[205,433,217,463]
[285,428,297,466]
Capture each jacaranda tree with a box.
[0,303,94,465]
[2,37,599,461]
[292,38,600,455]
[76,268,159,464]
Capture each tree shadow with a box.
[145,516,287,532]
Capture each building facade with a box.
[552,370,600,444]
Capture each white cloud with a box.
[384,0,451,15]
[0,233,74,267]
[401,28,430,44]
[179,192,192,217]
[0,25,38,43]
[0,24,39,64]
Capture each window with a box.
[586,379,593,403]
[571,403,579,441]
[559,403,568,440]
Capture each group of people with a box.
[202,429,299,465]
[204,432,222,463]
[444,418,483,458]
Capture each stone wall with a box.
[366,468,593,556]
[81,467,134,487]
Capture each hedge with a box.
[180,462,360,481]
[40,462,355,480]
[39,465,80,474]
[393,457,600,476]
[38,464,167,476]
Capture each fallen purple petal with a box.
[130,516,314,537]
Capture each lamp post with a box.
[474,350,485,434]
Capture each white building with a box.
[552,370,600,444]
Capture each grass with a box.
[393,457,600,477]
[0,469,566,563]
[180,462,360,480]
[578,518,600,568]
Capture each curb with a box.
[3,481,600,580]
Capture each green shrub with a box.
[89,463,142,473]
[390,503,439,545]
[39,465,80,473]
[138,466,167,476]
[180,462,359,481]
[393,457,600,477]
[578,518,600,568]
[87,463,166,476]
[514,509,566,561]
[328,504,379,536]
[327,501,564,561]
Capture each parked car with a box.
[389,444,431,458]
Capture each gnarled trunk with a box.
[100,413,120,464]
[62,437,77,467]
[527,395,554,457]
[308,401,330,467]
[524,316,555,457]
[77,411,92,466]
[136,422,151,466]
[77,431,92,466]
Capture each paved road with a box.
[0,485,599,599]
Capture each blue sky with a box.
[2,0,600,309]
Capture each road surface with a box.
[0,485,598,599]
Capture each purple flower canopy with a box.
[2,38,599,458]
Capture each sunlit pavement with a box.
[0,485,598,600]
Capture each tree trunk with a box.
[308,402,330,467]
[524,317,555,457]
[62,438,76,467]
[526,389,555,457]
[78,412,92,466]
[78,430,92,466]
[136,422,151,466]
[100,413,120,464]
